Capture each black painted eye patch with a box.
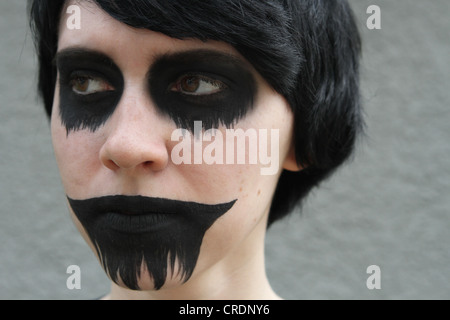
[56,49,124,134]
[148,50,257,132]
[56,48,257,134]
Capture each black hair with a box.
[28,0,363,226]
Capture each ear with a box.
[282,142,303,172]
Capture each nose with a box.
[99,92,169,173]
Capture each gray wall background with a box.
[0,1,448,300]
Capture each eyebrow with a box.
[54,48,119,69]
[55,47,254,74]
[153,49,251,68]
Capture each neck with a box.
[103,218,280,300]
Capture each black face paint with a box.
[56,48,256,134]
[148,50,257,132]
[68,195,237,290]
[56,49,124,134]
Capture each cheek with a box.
[194,169,279,271]
[167,127,275,203]
[51,103,104,196]
[191,95,294,261]
[181,131,282,234]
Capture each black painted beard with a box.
[68,195,236,290]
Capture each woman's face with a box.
[52,1,296,291]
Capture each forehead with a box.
[58,1,242,66]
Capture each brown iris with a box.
[71,77,90,93]
[180,76,200,93]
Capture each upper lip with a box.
[97,196,179,215]
[68,195,237,216]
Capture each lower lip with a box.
[99,212,176,234]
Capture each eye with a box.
[170,75,227,96]
[70,75,115,95]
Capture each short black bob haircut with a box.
[28,0,363,226]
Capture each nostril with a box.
[103,159,120,171]
[142,158,168,172]
[99,132,170,172]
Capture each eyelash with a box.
[70,76,114,96]
[66,72,227,97]
[67,72,115,96]
[169,74,228,96]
